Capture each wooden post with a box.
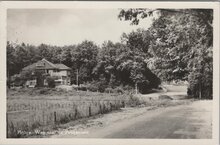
[74,108,78,119]
[103,103,106,113]
[54,111,57,124]
[42,110,45,125]
[122,101,125,108]
[89,106,91,117]
[110,102,112,111]
[99,104,102,114]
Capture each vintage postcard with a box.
[0,1,219,145]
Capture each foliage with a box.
[118,9,213,99]
[7,38,160,93]
[46,76,56,88]
[94,40,161,93]
[71,40,99,84]
[126,94,142,107]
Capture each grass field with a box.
[7,87,127,138]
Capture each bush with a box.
[104,87,114,93]
[59,115,71,124]
[10,74,25,87]
[80,83,98,92]
[113,86,124,94]
[84,81,107,92]
[77,86,87,91]
[46,77,55,88]
[126,94,142,107]
[39,88,49,95]
[29,88,50,95]
[87,85,98,92]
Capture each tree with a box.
[60,45,74,67]
[7,42,16,77]
[118,8,213,99]
[94,39,161,94]
[38,43,53,60]
[71,40,99,84]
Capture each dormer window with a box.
[36,63,44,67]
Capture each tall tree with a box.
[71,40,99,84]
[118,9,213,98]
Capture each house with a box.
[22,58,71,87]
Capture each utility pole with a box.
[135,82,138,95]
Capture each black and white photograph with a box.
[0,1,219,145]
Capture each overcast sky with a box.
[7,9,157,46]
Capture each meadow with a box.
[7,87,127,138]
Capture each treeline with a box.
[7,36,161,94]
[7,9,213,98]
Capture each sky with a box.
[7,9,157,46]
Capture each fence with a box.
[7,99,126,138]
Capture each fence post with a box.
[89,105,91,117]
[103,103,106,113]
[54,111,57,124]
[116,100,119,109]
[122,101,125,108]
[42,110,45,125]
[75,107,78,119]
[110,102,112,111]
[99,104,102,114]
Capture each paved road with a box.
[52,85,212,139]
[62,100,211,139]
[103,101,212,138]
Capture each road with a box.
[102,101,212,138]
[51,85,212,139]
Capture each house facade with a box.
[22,58,71,87]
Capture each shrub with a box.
[87,85,98,92]
[105,87,114,93]
[85,81,107,92]
[79,83,98,92]
[77,86,87,91]
[46,77,55,88]
[39,88,48,95]
[126,94,142,107]
[59,115,71,124]
[31,121,41,130]
[114,86,124,94]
